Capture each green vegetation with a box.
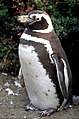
[0,0,79,77]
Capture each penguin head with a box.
[17,10,53,33]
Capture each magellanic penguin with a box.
[18,10,72,116]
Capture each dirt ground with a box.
[0,72,79,119]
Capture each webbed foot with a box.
[39,109,55,116]
[25,103,38,111]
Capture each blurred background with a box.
[0,0,79,95]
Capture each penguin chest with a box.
[19,44,60,110]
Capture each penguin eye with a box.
[36,18,39,20]
[32,16,40,20]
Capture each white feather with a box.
[21,33,54,64]
[19,44,59,109]
[61,58,69,93]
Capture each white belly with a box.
[19,44,59,110]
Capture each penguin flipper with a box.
[51,54,69,99]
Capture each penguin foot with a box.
[39,109,55,116]
[25,103,38,111]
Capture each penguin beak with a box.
[17,15,33,24]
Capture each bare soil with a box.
[0,72,79,119]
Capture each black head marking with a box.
[27,10,49,30]
[28,16,48,30]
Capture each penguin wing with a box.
[51,54,69,99]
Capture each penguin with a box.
[18,10,72,116]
